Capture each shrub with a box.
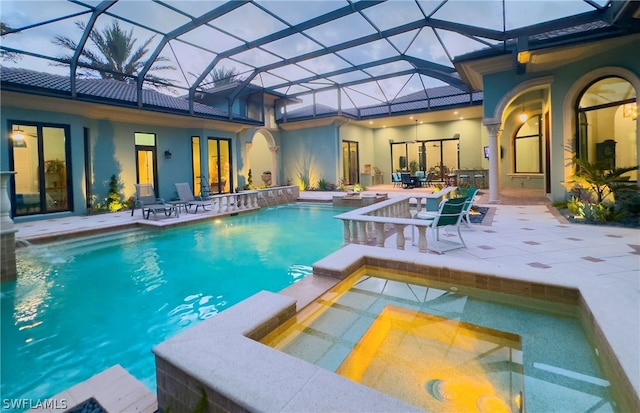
[614,187,640,217]
[565,158,639,224]
[317,177,331,191]
[105,174,123,212]
[246,169,253,190]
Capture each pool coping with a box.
[152,244,638,412]
[27,365,156,413]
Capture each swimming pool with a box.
[0,203,347,406]
[262,268,617,412]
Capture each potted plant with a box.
[261,171,272,186]
[409,160,418,175]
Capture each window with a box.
[577,76,637,181]
[513,115,542,173]
[135,132,158,192]
[192,136,202,196]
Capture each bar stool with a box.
[458,173,470,186]
[474,173,485,188]
[445,173,456,186]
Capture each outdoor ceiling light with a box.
[12,128,27,148]
[519,96,528,123]
[12,128,25,141]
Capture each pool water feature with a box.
[0,203,347,407]
[261,269,617,413]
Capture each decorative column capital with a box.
[245,143,253,151]
[269,145,279,153]
[484,122,502,137]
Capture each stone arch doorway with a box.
[484,77,552,203]
[247,129,278,187]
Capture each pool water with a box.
[262,269,617,413]
[0,203,347,406]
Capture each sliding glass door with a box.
[208,138,232,194]
[9,122,72,216]
[342,140,359,185]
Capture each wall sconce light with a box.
[517,51,531,64]
[623,102,637,120]
[164,150,172,159]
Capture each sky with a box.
[0,0,606,108]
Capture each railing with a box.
[256,186,299,207]
[334,188,457,253]
[207,191,260,213]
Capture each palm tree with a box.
[573,157,638,204]
[192,66,244,90]
[210,67,243,87]
[53,20,174,89]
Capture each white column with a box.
[484,122,502,204]
[0,172,17,234]
[342,220,351,245]
[394,224,406,250]
[358,221,368,244]
[269,146,279,186]
[1,171,18,283]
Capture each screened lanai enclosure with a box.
[1,0,632,121]
[1,0,638,215]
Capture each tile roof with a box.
[0,67,259,122]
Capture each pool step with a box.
[23,228,153,257]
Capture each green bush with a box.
[614,187,640,217]
[317,177,331,191]
[105,174,123,212]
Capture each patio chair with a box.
[460,187,479,226]
[401,172,415,189]
[174,182,212,213]
[391,172,402,187]
[421,171,433,187]
[132,183,177,220]
[412,196,467,253]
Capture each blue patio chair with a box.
[412,196,467,253]
[401,172,415,188]
[460,187,479,226]
[391,172,402,187]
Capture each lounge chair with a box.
[132,183,178,220]
[174,182,213,213]
[412,196,467,253]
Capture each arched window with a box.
[513,115,542,173]
[576,76,637,181]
